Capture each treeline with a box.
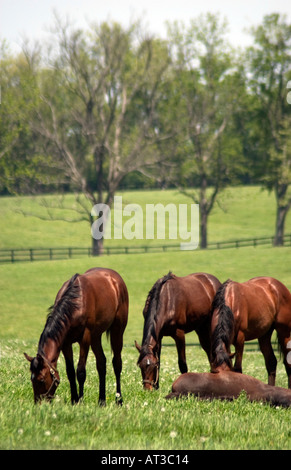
[1,12,291,252]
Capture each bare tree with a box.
[31,19,171,254]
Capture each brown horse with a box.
[135,272,221,389]
[24,268,128,405]
[165,371,291,407]
[210,277,291,387]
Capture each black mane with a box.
[38,273,80,352]
[138,272,175,362]
[211,279,234,369]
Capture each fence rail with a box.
[0,233,290,264]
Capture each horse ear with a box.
[24,352,33,362]
[134,341,141,352]
[36,353,44,366]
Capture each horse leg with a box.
[258,330,277,386]
[233,330,245,374]
[173,329,187,374]
[110,323,125,406]
[276,324,291,388]
[77,330,90,401]
[197,323,212,366]
[91,333,107,406]
[62,343,79,404]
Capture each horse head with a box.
[135,341,160,390]
[24,352,60,403]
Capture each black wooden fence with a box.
[0,233,290,264]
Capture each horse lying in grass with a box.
[165,371,291,407]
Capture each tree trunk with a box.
[199,174,209,249]
[200,206,208,249]
[274,204,288,246]
[90,207,110,256]
[273,183,291,247]
[92,237,104,256]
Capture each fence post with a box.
[30,249,33,262]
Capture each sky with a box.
[1,0,291,53]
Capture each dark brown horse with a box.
[135,272,221,389]
[210,277,291,387]
[24,268,128,405]
[165,371,291,407]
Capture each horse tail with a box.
[211,279,234,371]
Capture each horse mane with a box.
[38,273,80,352]
[211,279,234,370]
[138,272,175,362]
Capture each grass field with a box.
[0,186,288,249]
[1,187,291,450]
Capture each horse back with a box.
[252,277,291,327]
[78,268,128,332]
[168,273,221,330]
[227,277,291,338]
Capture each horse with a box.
[165,371,291,407]
[210,277,291,387]
[135,272,221,390]
[24,268,128,405]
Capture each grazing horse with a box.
[165,371,291,407]
[210,277,291,387]
[24,268,128,405]
[135,272,221,389]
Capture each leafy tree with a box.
[0,42,46,194]
[247,13,291,245]
[167,13,243,248]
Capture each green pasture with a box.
[0,185,286,249]
[1,187,291,450]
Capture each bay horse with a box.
[210,277,291,387]
[24,268,128,405]
[135,272,221,389]
[165,371,291,407]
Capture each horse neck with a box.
[38,337,60,368]
[141,311,164,357]
[37,314,71,366]
[38,273,81,365]
[142,274,173,355]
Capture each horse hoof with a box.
[98,399,106,407]
[116,393,123,406]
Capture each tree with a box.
[31,19,172,254]
[247,13,291,245]
[0,41,53,194]
[167,13,243,248]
